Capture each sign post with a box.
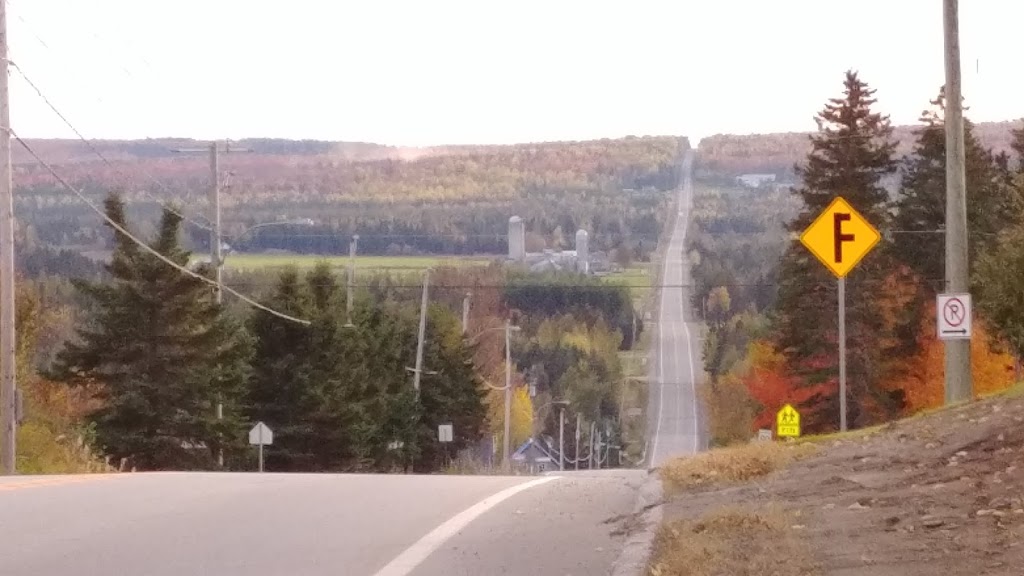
[937,293,972,340]
[800,197,880,432]
[438,423,454,467]
[248,421,273,473]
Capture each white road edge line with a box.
[677,176,700,455]
[371,476,560,576]
[672,318,681,437]
[651,273,665,468]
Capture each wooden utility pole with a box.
[172,140,251,468]
[0,0,17,475]
[943,0,972,403]
[412,269,430,395]
[461,292,472,335]
[346,234,359,327]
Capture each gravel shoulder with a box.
[651,389,1024,575]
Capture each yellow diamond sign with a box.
[776,404,801,438]
[799,196,880,278]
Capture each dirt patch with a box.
[659,440,818,495]
[650,504,819,576]
[654,392,1024,575]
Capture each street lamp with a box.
[221,218,316,257]
[468,321,522,472]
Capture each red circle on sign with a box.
[943,298,965,327]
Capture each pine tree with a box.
[245,264,486,473]
[894,88,1020,287]
[52,194,252,470]
[1012,124,1024,172]
[245,266,315,471]
[412,305,487,472]
[773,71,899,431]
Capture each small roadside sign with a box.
[757,429,773,442]
[438,424,454,443]
[937,293,972,340]
[799,196,880,279]
[248,421,273,473]
[776,404,801,438]
[248,421,273,446]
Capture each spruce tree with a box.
[412,305,487,472]
[52,194,252,470]
[245,266,315,470]
[773,71,898,430]
[894,88,1020,286]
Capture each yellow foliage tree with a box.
[486,385,533,457]
[893,301,1015,413]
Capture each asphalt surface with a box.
[0,469,645,576]
[647,148,704,468]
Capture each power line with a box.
[13,132,311,326]
[219,279,946,290]
[8,61,214,232]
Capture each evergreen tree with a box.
[773,71,899,431]
[1012,125,1024,172]
[245,266,316,471]
[412,305,487,472]
[894,88,1020,287]
[52,194,252,470]
[246,264,487,473]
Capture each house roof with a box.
[511,437,555,462]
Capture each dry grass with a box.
[659,441,817,495]
[649,505,819,576]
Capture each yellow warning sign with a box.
[776,404,801,438]
[799,196,880,279]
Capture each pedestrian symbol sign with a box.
[776,404,801,438]
[799,197,880,278]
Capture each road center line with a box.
[371,476,560,576]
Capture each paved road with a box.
[647,148,704,468]
[0,470,644,576]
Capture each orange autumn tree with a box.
[888,300,1015,413]
[742,340,830,431]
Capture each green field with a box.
[221,253,496,272]
[598,265,653,302]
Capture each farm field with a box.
[220,253,496,272]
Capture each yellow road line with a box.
[0,474,125,492]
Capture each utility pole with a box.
[412,269,430,396]
[575,413,581,471]
[461,292,472,335]
[172,140,251,469]
[0,0,17,475]
[943,0,972,403]
[502,320,512,472]
[346,234,359,327]
[558,406,565,472]
[588,421,596,470]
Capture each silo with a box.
[575,229,589,274]
[508,216,526,261]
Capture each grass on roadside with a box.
[659,441,817,496]
[649,504,819,576]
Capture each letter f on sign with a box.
[834,213,854,263]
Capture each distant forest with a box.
[697,120,1022,179]
[13,136,687,266]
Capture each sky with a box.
[7,0,1024,147]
